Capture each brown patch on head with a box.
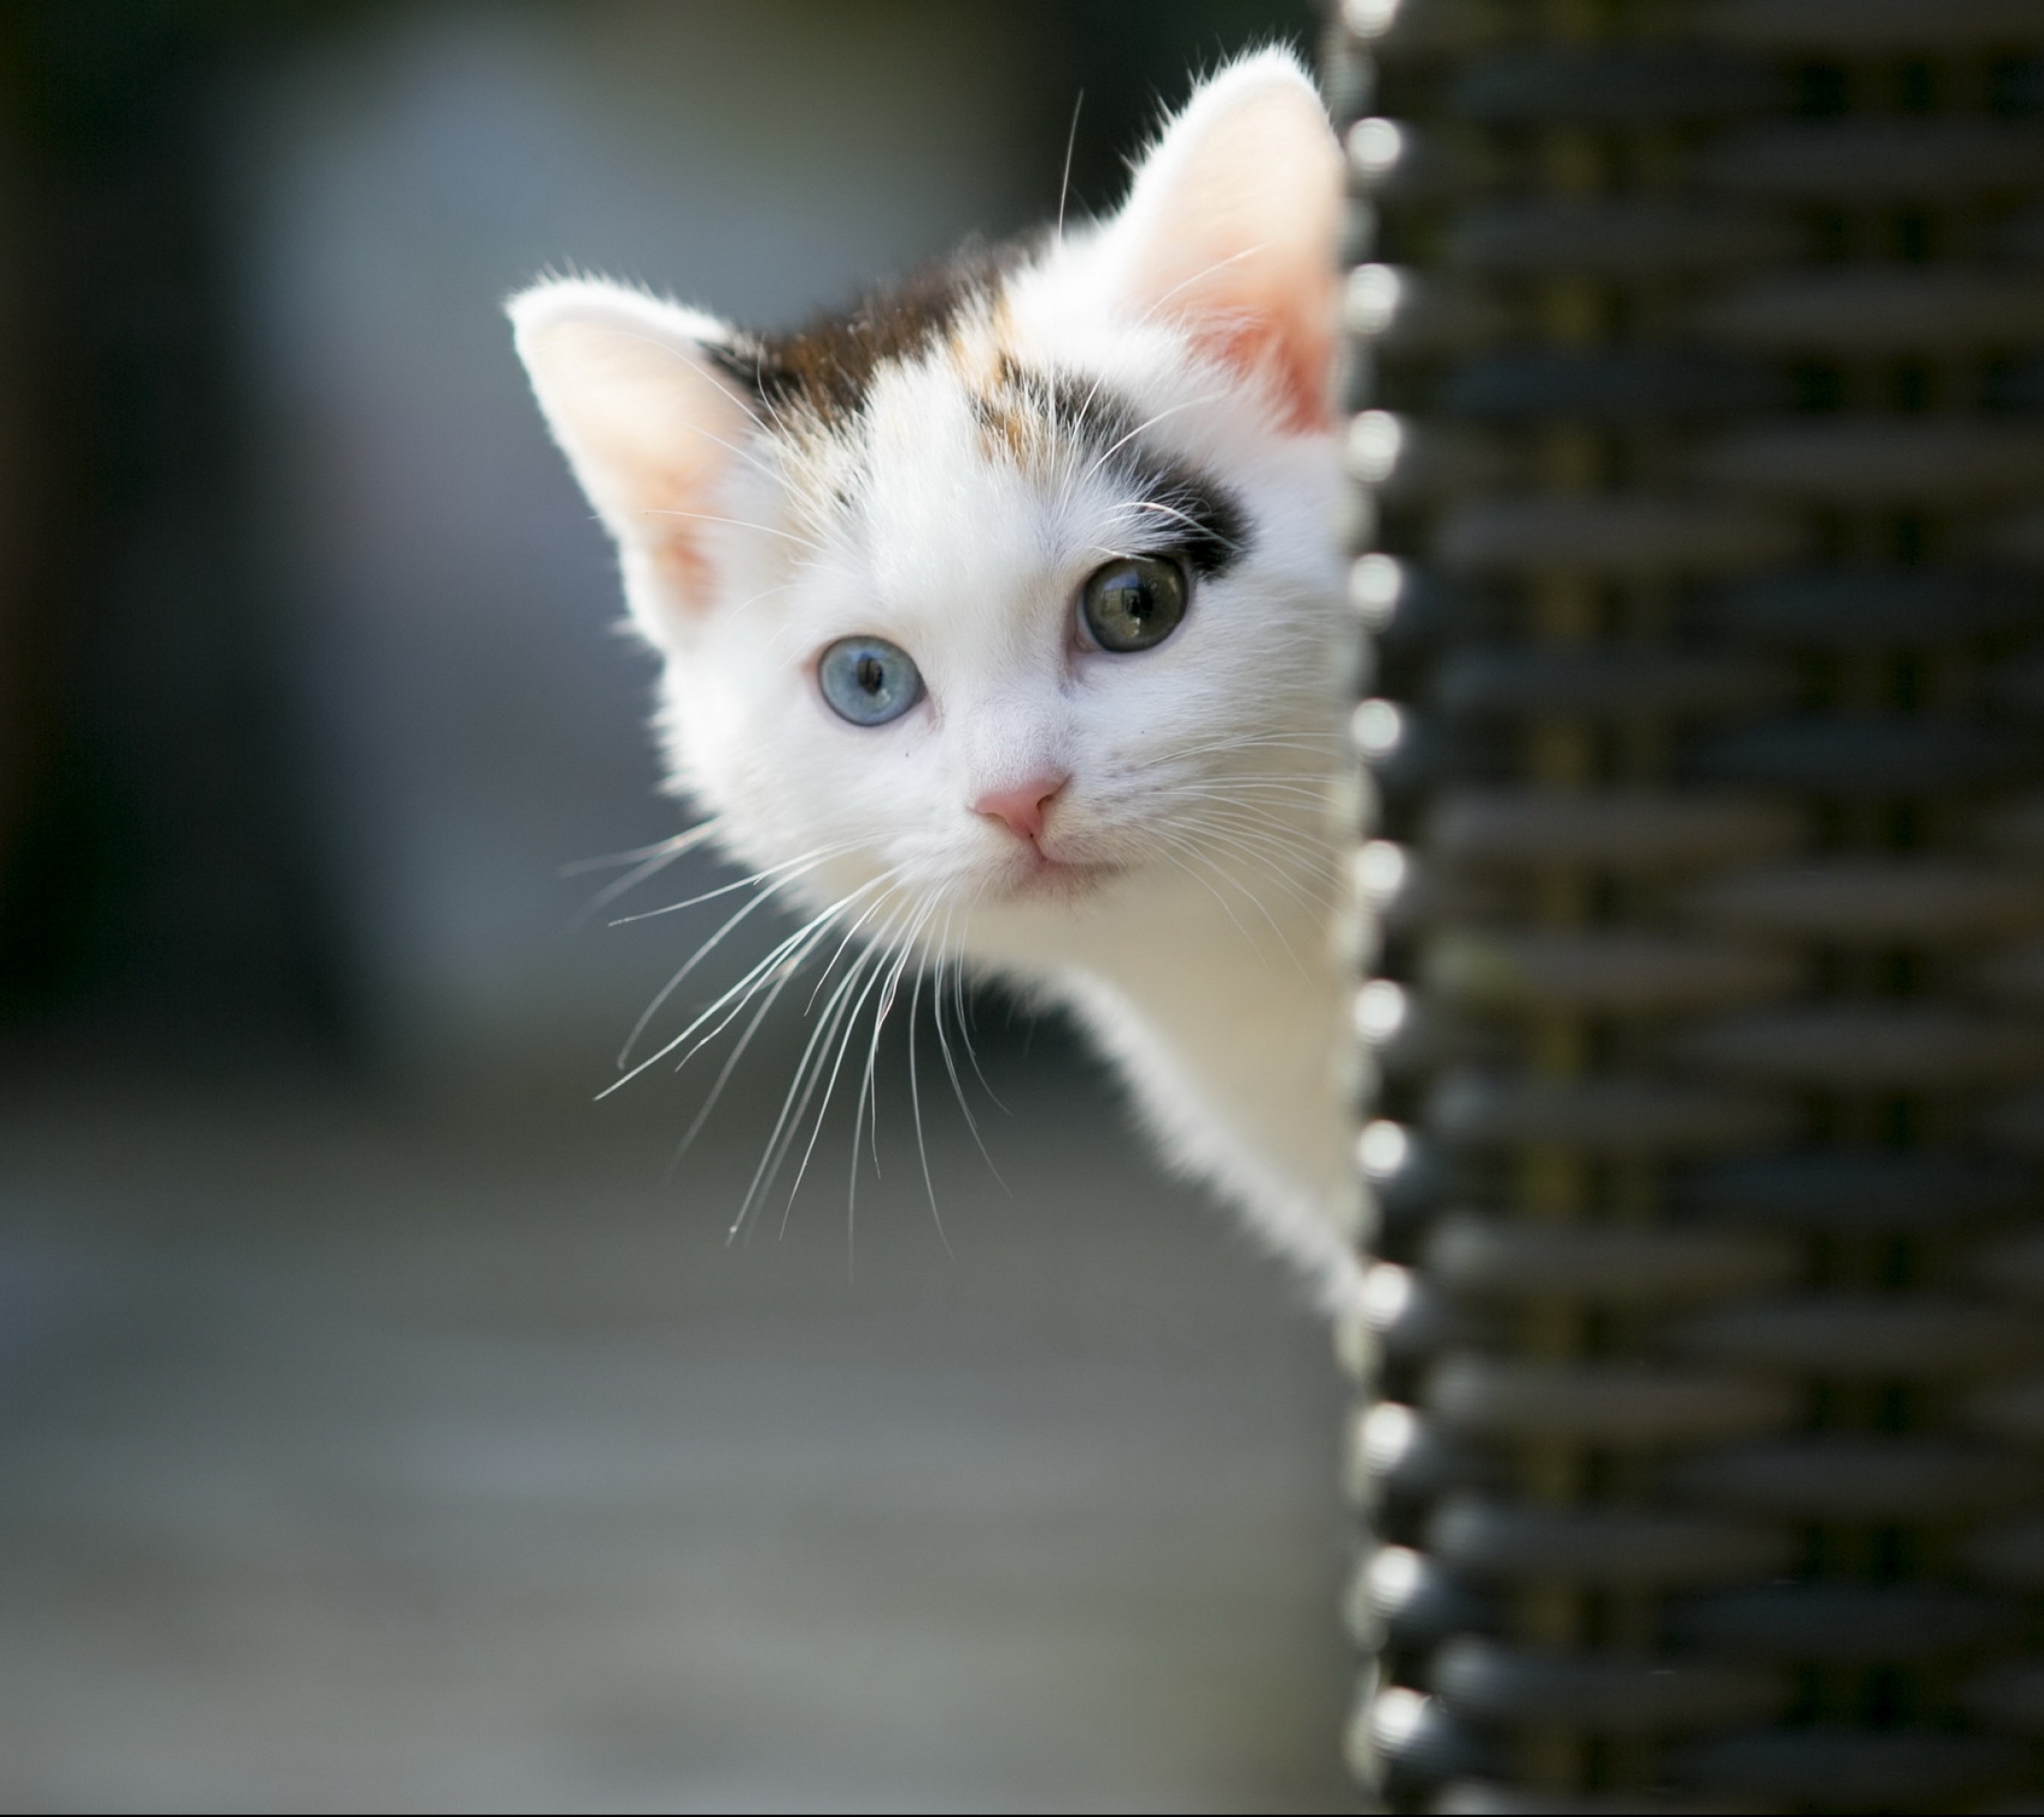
[709,238,1032,429]
[968,362,1134,476]
[971,354,1044,465]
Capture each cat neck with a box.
[964,831,1355,1245]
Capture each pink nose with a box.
[973,775,1066,844]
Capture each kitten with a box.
[511,50,1359,1309]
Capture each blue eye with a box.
[818,635,923,726]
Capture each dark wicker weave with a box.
[1325,2,2044,1808]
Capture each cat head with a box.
[510,49,1344,945]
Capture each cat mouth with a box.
[1001,847,1124,900]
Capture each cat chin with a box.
[992,853,1127,905]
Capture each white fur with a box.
[511,51,1360,1309]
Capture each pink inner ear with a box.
[582,406,751,615]
[1195,302,1336,436]
[513,290,762,617]
[632,458,730,610]
[651,536,717,610]
[1112,61,1342,436]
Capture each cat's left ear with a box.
[1101,49,1342,432]
[509,278,758,613]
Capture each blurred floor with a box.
[0,1040,1353,1813]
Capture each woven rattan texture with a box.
[1327,2,2044,1809]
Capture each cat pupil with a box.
[1080,555,1187,653]
[817,634,922,726]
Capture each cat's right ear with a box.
[508,278,758,611]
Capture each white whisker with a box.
[607,840,856,926]
[640,506,823,552]
[601,874,888,1095]
[905,934,953,1254]
[560,820,719,879]
[734,934,883,1244]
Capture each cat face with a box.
[513,51,1344,950]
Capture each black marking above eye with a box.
[1145,466,1250,579]
[1040,373,1250,578]
[1080,556,1188,654]
[819,636,924,726]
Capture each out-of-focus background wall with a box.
[0,2,1351,1810]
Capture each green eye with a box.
[1080,556,1188,653]
[819,636,923,726]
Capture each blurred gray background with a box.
[0,3,1348,1809]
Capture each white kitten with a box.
[511,50,1359,1308]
